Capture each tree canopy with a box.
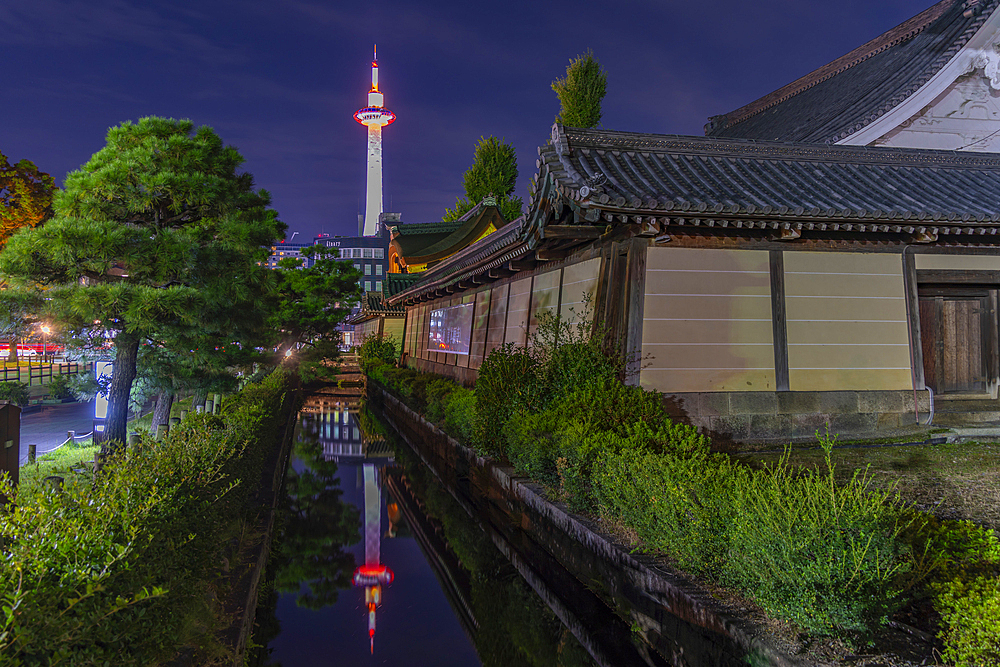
[552,50,607,129]
[272,246,363,381]
[0,151,55,248]
[0,117,284,445]
[443,136,523,222]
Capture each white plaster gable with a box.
[875,70,1000,151]
[843,5,1000,150]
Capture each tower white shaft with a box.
[364,126,383,237]
[354,46,395,238]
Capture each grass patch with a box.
[735,440,1000,532]
[18,439,98,496]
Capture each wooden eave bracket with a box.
[540,224,602,240]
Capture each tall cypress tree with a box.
[443,136,523,223]
[552,50,608,129]
[0,117,284,446]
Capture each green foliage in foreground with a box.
[0,380,29,406]
[0,370,291,665]
[358,333,399,375]
[365,310,1000,655]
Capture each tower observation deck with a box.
[354,46,395,237]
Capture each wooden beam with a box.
[623,239,648,385]
[488,267,510,280]
[508,259,537,272]
[769,250,790,392]
[541,224,602,240]
[916,269,1000,284]
[535,247,568,261]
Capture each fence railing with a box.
[1,361,95,385]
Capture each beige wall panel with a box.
[485,283,509,355]
[785,272,905,299]
[505,277,532,347]
[785,297,907,323]
[643,319,774,345]
[915,254,1000,271]
[645,344,774,369]
[788,368,914,392]
[641,248,774,393]
[643,295,773,322]
[787,320,910,345]
[641,368,777,394]
[560,258,601,324]
[384,318,404,344]
[784,251,911,391]
[787,344,911,371]
[456,294,474,369]
[528,269,561,339]
[646,246,769,273]
[469,288,491,369]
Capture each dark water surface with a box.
[254,388,610,666]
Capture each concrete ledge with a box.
[664,390,932,443]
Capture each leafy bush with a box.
[721,444,913,634]
[934,574,1000,667]
[46,374,73,400]
[0,370,292,665]
[474,343,541,456]
[358,334,398,374]
[442,387,476,445]
[0,380,29,406]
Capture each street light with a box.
[40,325,50,360]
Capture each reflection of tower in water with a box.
[353,463,394,653]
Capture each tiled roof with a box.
[388,203,505,267]
[383,272,421,297]
[541,125,1000,221]
[705,0,997,144]
[346,291,406,324]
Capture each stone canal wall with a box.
[368,381,803,667]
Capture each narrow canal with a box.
[252,387,660,666]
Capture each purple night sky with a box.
[1,0,934,241]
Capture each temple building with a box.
[384,0,1000,441]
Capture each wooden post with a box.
[213,394,222,413]
[180,410,188,421]
[169,417,180,428]
[128,433,140,447]
[28,443,36,465]
[155,424,168,441]
[0,404,21,488]
[205,399,214,414]
[623,238,649,385]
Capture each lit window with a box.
[375,248,384,259]
[375,281,382,292]
[363,248,373,258]
[354,263,361,270]
[353,249,362,258]
[375,264,383,276]
[365,264,372,275]
[364,281,372,292]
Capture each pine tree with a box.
[443,136,523,222]
[552,50,607,129]
[0,117,284,446]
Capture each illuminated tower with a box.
[353,463,394,653]
[354,46,396,237]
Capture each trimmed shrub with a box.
[358,334,398,374]
[474,343,541,456]
[46,374,73,400]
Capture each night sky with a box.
[2,0,935,241]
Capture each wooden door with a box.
[919,292,992,394]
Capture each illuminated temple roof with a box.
[386,201,508,272]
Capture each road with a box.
[17,400,96,466]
